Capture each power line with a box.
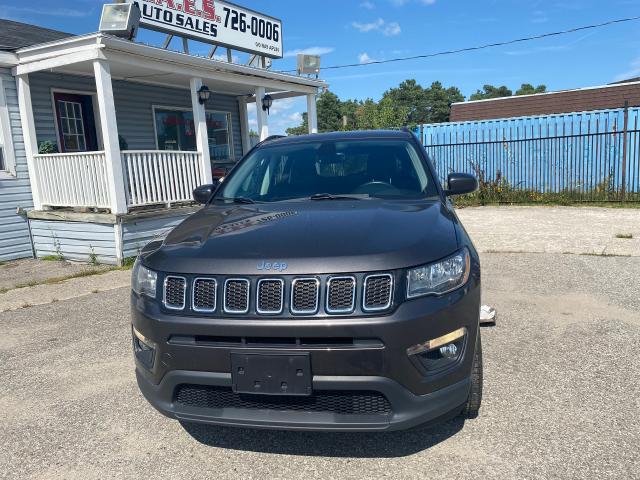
[279,16,640,73]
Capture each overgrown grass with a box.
[40,255,65,262]
[0,268,121,295]
[451,172,640,208]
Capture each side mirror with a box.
[193,182,219,204]
[445,173,478,196]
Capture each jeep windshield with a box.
[215,139,440,203]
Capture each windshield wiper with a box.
[308,193,370,201]
[214,197,257,204]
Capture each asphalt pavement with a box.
[1,253,638,479]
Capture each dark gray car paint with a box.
[133,130,481,431]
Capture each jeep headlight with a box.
[132,258,157,298]
[406,248,471,298]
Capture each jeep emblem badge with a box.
[257,261,288,272]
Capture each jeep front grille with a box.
[291,278,320,314]
[224,279,250,314]
[326,277,356,313]
[193,278,217,313]
[164,276,186,310]
[363,274,393,311]
[257,279,284,314]
[163,273,395,316]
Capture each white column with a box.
[190,77,213,184]
[16,74,43,210]
[255,86,269,141]
[307,93,318,134]
[93,60,127,214]
[238,96,251,155]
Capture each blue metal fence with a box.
[418,105,640,201]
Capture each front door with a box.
[53,93,99,153]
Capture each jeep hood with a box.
[143,200,459,275]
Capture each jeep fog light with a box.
[407,328,467,374]
[132,326,156,369]
[407,328,467,356]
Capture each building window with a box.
[52,92,99,153]
[0,76,16,176]
[153,107,233,161]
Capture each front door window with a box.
[154,107,233,161]
[58,100,86,151]
[53,93,98,153]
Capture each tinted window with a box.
[218,139,438,202]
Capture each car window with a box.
[217,139,439,202]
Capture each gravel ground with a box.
[457,206,640,257]
[1,253,638,479]
[0,259,111,291]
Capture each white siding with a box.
[121,211,194,259]
[0,68,34,261]
[30,219,117,264]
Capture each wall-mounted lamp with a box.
[197,85,211,104]
[262,94,274,114]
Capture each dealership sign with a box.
[127,0,283,58]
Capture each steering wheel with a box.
[353,181,395,195]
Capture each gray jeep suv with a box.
[131,130,482,431]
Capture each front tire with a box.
[462,331,483,419]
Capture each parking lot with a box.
[1,248,639,479]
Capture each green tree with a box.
[515,83,547,96]
[427,81,464,123]
[316,91,343,132]
[286,112,308,136]
[380,79,430,126]
[286,90,343,135]
[469,84,513,101]
[340,99,361,131]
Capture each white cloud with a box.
[360,1,375,8]
[614,57,640,82]
[284,47,335,58]
[352,18,401,36]
[389,0,435,5]
[246,97,307,135]
[358,52,377,64]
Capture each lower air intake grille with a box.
[224,279,249,313]
[175,385,392,415]
[193,278,217,312]
[257,279,284,314]
[363,274,393,311]
[326,277,356,313]
[164,276,186,310]
[291,279,319,314]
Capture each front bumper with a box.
[137,369,470,432]
[132,276,480,431]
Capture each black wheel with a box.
[462,331,483,419]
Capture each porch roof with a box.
[12,33,327,97]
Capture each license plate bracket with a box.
[231,353,312,396]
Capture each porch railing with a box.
[33,152,111,209]
[122,151,203,208]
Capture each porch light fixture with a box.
[262,94,274,114]
[197,85,211,104]
[99,3,140,40]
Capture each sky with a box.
[2,0,640,134]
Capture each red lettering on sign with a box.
[201,0,215,20]
[184,0,196,15]
[163,0,176,8]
